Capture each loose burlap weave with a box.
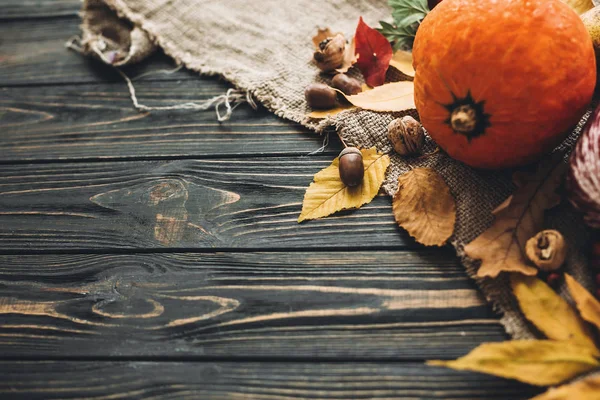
[77,0,594,340]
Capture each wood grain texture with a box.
[0,361,542,400]
[0,82,332,161]
[1,0,79,19]
[0,18,198,86]
[0,158,410,250]
[0,251,508,359]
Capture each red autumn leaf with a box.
[354,17,393,87]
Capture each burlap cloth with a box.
[77,0,595,341]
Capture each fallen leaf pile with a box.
[308,22,416,119]
[465,156,567,278]
[431,272,600,399]
[392,168,455,246]
[298,147,390,222]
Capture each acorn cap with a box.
[339,147,362,158]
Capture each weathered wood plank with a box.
[0,251,506,359]
[0,361,542,400]
[1,0,79,19]
[0,18,208,86]
[0,158,409,250]
[0,82,331,161]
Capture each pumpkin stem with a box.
[450,105,477,134]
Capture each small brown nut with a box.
[332,74,362,96]
[313,34,346,72]
[305,83,337,109]
[525,230,568,271]
[338,147,364,187]
[388,116,425,156]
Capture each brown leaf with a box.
[531,373,600,400]
[465,157,567,278]
[392,168,456,246]
[336,36,358,74]
[429,340,600,386]
[566,273,600,333]
[339,81,415,112]
[389,50,415,78]
[298,147,390,222]
[511,274,598,352]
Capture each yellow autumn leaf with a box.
[339,81,415,112]
[428,340,600,386]
[298,147,390,222]
[561,0,594,14]
[565,273,600,333]
[389,50,415,78]
[531,373,600,400]
[308,104,356,119]
[511,274,598,352]
[392,168,456,246]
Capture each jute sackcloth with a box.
[76,0,595,340]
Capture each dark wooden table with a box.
[0,2,543,399]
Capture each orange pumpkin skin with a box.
[413,0,596,169]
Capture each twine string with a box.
[65,36,255,122]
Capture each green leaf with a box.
[388,0,429,25]
[377,21,417,51]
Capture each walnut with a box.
[313,34,347,73]
[525,230,568,271]
[388,116,425,156]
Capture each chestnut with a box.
[305,83,337,109]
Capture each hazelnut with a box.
[388,116,425,156]
[305,83,337,109]
[525,230,568,271]
[332,74,362,96]
[313,34,346,72]
[338,147,364,187]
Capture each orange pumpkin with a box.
[413,0,596,169]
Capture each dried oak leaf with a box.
[531,373,600,400]
[465,157,567,278]
[511,274,598,351]
[565,273,600,332]
[561,0,594,14]
[392,168,456,246]
[298,147,390,222]
[388,50,415,79]
[354,17,392,87]
[339,81,415,112]
[428,340,600,386]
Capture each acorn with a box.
[338,147,364,187]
